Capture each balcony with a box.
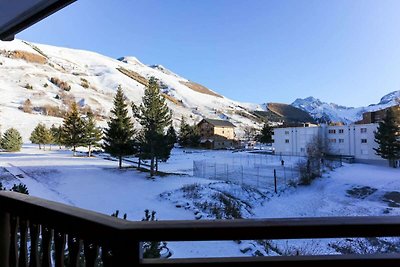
[1,191,400,266]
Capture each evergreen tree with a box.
[50,124,63,149]
[132,77,172,177]
[178,116,190,147]
[178,117,200,147]
[41,125,54,151]
[11,183,29,194]
[103,86,136,168]
[30,123,45,149]
[62,102,85,156]
[1,128,23,152]
[158,125,177,163]
[83,112,103,157]
[257,123,273,144]
[188,124,201,147]
[374,109,400,167]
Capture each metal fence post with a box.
[0,211,10,266]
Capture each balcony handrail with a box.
[1,190,400,266]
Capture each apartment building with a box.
[273,123,383,163]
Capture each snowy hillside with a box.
[0,40,260,140]
[291,92,400,124]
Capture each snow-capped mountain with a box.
[0,40,261,140]
[292,91,400,124]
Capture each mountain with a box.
[291,91,400,124]
[0,40,261,140]
[253,103,315,125]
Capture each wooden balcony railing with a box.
[1,190,400,266]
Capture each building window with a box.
[329,139,336,143]
[361,128,367,133]
[328,129,336,134]
[339,129,344,134]
[285,131,289,135]
[300,148,305,152]
[339,139,344,143]
[361,139,367,143]
[361,149,369,155]
[285,139,289,143]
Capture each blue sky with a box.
[18,0,400,107]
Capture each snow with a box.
[291,92,400,123]
[1,145,399,258]
[0,39,259,141]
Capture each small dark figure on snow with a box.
[281,160,284,166]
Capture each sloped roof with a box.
[200,118,236,128]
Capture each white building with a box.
[273,123,383,164]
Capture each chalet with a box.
[197,118,236,149]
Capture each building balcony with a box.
[1,191,400,266]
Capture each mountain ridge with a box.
[291,91,400,124]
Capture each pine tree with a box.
[1,128,23,152]
[132,77,172,177]
[178,116,190,147]
[62,102,85,156]
[11,183,29,195]
[42,126,54,150]
[158,125,177,163]
[50,124,63,149]
[178,117,200,147]
[30,123,45,149]
[374,109,400,167]
[257,123,273,144]
[103,86,136,168]
[83,112,103,157]
[188,124,201,147]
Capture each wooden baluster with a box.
[84,242,98,267]
[19,219,28,267]
[29,223,39,267]
[54,231,65,267]
[41,227,52,267]
[67,235,80,267]
[9,216,19,267]
[0,211,10,267]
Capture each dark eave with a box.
[0,0,76,41]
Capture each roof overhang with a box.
[0,0,76,41]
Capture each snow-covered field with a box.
[1,145,399,257]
